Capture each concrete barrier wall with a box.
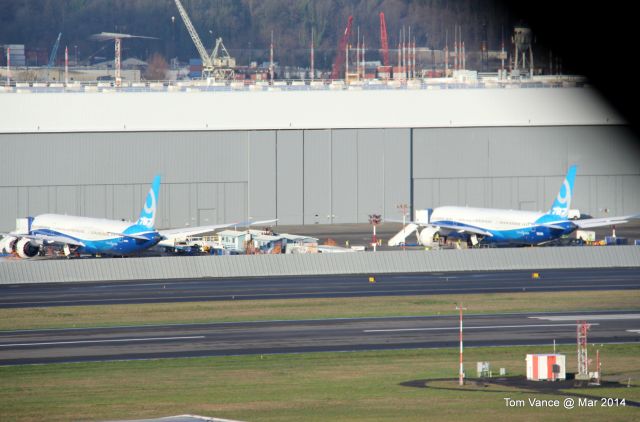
[1,246,639,284]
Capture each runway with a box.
[1,268,639,309]
[1,310,639,365]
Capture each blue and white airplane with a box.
[0,175,273,258]
[390,165,639,247]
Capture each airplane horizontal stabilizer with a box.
[107,231,155,241]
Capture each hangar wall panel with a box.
[83,185,107,219]
[223,182,248,223]
[55,186,78,215]
[331,130,358,223]
[622,176,640,214]
[413,179,437,211]
[303,130,332,224]
[383,129,411,221]
[27,186,49,217]
[196,183,218,225]
[276,130,303,225]
[413,128,490,178]
[0,187,17,226]
[357,129,385,222]
[248,131,276,222]
[0,131,250,187]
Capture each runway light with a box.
[531,272,540,279]
[369,276,376,283]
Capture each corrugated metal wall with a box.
[412,125,640,217]
[0,125,639,231]
[1,246,638,284]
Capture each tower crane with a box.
[90,32,157,87]
[379,13,389,67]
[48,32,62,68]
[331,16,353,80]
[173,0,235,80]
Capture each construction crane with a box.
[90,32,157,87]
[331,16,353,80]
[48,32,62,68]
[379,13,389,67]
[173,0,235,80]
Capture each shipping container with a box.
[526,354,565,381]
[605,236,627,245]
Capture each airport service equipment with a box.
[526,354,566,381]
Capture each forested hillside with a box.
[0,0,515,69]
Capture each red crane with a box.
[331,15,353,80]
[379,12,389,67]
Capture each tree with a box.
[144,53,168,80]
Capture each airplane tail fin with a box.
[547,165,577,219]
[136,175,161,229]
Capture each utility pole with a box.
[310,28,314,81]
[6,47,10,86]
[270,30,274,84]
[64,46,68,85]
[456,304,467,386]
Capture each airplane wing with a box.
[237,218,279,227]
[573,214,640,229]
[158,223,238,241]
[383,218,427,226]
[431,221,494,237]
[158,219,279,247]
[16,233,85,247]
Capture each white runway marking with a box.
[530,314,640,321]
[0,336,205,347]
[626,330,640,334]
[363,323,595,333]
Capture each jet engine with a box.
[15,238,40,258]
[418,226,440,246]
[0,236,17,254]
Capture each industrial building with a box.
[0,85,639,232]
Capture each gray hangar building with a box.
[0,86,639,232]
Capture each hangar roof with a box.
[0,87,623,134]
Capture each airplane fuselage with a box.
[425,206,577,245]
[31,214,162,255]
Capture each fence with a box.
[0,246,638,284]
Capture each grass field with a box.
[1,289,639,331]
[2,290,638,420]
[1,344,638,421]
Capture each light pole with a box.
[369,214,382,252]
[456,303,467,386]
[171,16,176,63]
